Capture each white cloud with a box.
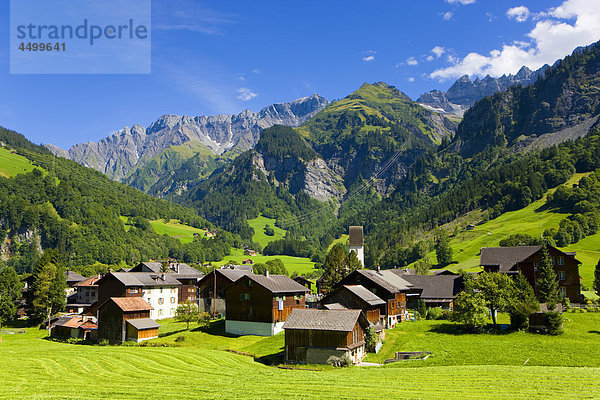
[507,6,531,22]
[432,46,446,58]
[406,57,418,66]
[408,77,415,82]
[443,11,453,20]
[237,88,257,101]
[446,0,476,4]
[430,0,600,80]
[251,69,260,74]
[426,55,435,61]
[362,55,375,62]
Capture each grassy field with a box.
[247,215,286,248]
[119,216,207,244]
[215,248,318,277]
[0,146,39,177]
[413,173,600,287]
[328,234,349,251]
[1,315,599,399]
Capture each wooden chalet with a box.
[51,315,97,341]
[197,268,252,315]
[225,273,309,336]
[283,309,370,365]
[336,269,412,328]
[97,297,160,344]
[320,285,385,326]
[66,274,102,314]
[130,262,204,304]
[398,273,464,310]
[96,272,181,320]
[480,246,581,303]
[244,249,257,256]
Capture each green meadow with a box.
[1,314,599,399]
[214,248,318,277]
[414,173,600,288]
[119,216,207,244]
[246,215,286,248]
[0,146,40,178]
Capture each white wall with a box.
[142,286,179,320]
[349,245,364,267]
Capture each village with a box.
[37,225,583,366]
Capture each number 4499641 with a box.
[18,42,66,52]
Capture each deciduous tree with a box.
[0,263,23,328]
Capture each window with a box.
[558,271,565,281]
[559,287,567,298]
[158,309,163,316]
[557,256,564,266]
[158,298,164,305]
[147,298,151,304]
[282,296,286,301]
[160,288,163,293]
[551,257,555,266]
[240,293,250,301]
[129,288,138,294]
[171,297,176,304]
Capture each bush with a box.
[175,335,186,343]
[122,340,138,347]
[509,312,529,331]
[426,307,443,320]
[326,354,350,367]
[542,311,564,335]
[364,326,377,352]
[98,339,109,346]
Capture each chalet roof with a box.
[342,285,386,306]
[126,318,161,330]
[399,274,463,300]
[349,226,364,246]
[65,270,86,284]
[109,297,153,312]
[284,309,364,332]
[479,246,541,272]
[324,303,347,310]
[220,264,253,272]
[106,272,182,287]
[248,275,309,294]
[53,316,97,330]
[75,275,102,287]
[132,262,204,280]
[354,269,413,293]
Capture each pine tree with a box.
[593,258,600,298]
[27,251,67,332]
[536,243,560,308]
[435,229,453,266]
[321,244,347,291]
[346,250,362,273]
[0,263,23,328]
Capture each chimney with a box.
[161,273,165,281]
[376,264,380,272]
[265,270,269,278]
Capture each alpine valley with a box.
[2,42,600,283]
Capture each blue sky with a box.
[1,0,599,149]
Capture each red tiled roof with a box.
[110,297,153,312]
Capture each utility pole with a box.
[212,265,217,318]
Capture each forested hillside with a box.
[0,129,242,273]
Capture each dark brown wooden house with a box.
[197,268,252,315]
[51,315,97,341]
[336,269,412,328]
[480,245,581,303]
[225,273,309,336]
[397,273,464,310]
[293,276,313,291]
[320,285,385,325]
[283,309,370,365]
[97,297,160,344]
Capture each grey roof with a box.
[65,270,85,284]
[283,309,363,331]
[354,269,413,293]
[217,268,252,282]
[324,303,347,310]
[400,274,463,300]
[108,272,182,287]
[342,285,386,306]
[134,262,162,273]
[126,318,161,330]
[221,264,253,272]
[480,246,541,272]
[349,226,364,246]
[169,263,204,279]
[249,275,310,294]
